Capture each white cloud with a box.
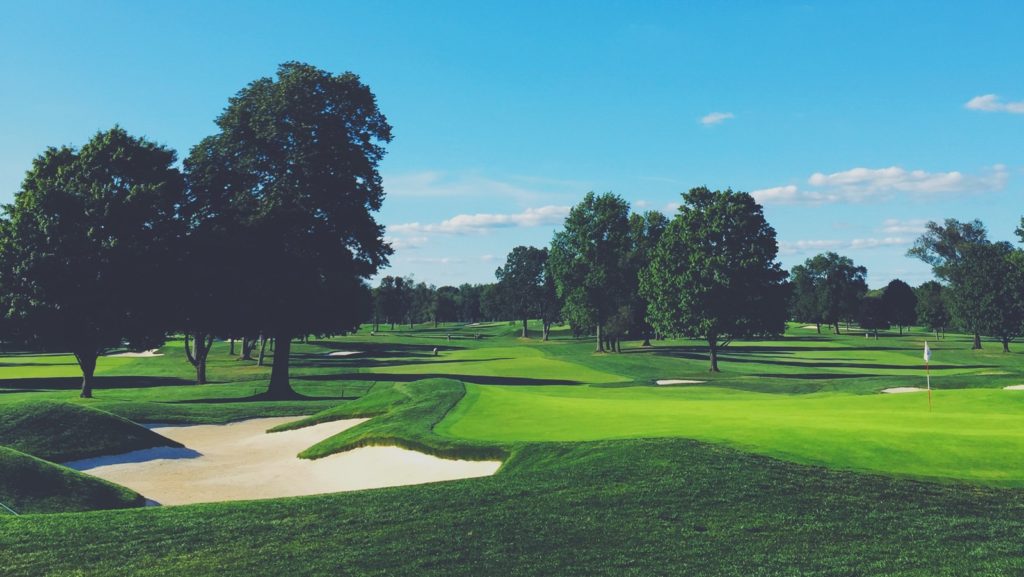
[399,256,464,265]
[664,202,681,213]
[965,94,1024,114]
[779,236,912,257]
[700,111,734,125]
[633,199,650,209]
[778,239,843,256]
[754,164,1008,205]
[385,236,428,251]
[480,254,498,263]
[848,237,910,250]
[879,219,927,235]
[382,171,587,203]
[389,205,571,235]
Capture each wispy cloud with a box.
[700,111,734,126]
[779,236,911,257]
[390,205,571,235]
[879,219,927,235]
[753,165,1008,205]
[385,236,428,251]
[382,171,587,203]
[965,94,1024,114]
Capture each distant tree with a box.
[806,252,867,335]
[641,187,788,372]
[950,242,1024,352]
[458,283,483,323]
[377,276,410,330]
[915,281,950,339]
[908,218,989,349]
[196,62,392,397]
[881,279,917,335]
[433,286,459,327]
[549,192,633,352]
[409,282,435,327]
[495,246,548,338]
[629,211,668,346]
[0,128,185,397]
[538,259,562,341]
[858,296,889,339]
[789,264,824,332]
[480,283,506,321]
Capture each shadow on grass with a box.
[0,375,193,391]
[754,373,882,380]
[297,372,582,386]
[637,348,995,372]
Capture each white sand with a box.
[656,379,705,385]
[106,349,163,358]
[1003,385,1024,391]
[66,417,501,506]
[801,325,819,330]
[881,387,927,394]
[326,351,360,357]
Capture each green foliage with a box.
[788,263,822,326]
[916,280,950,335]
[881,278,917,333]
[798,252,868,333]
[640,187,788,370]
[495,246,548,336]
[0,446,144,514]
[949,242,1024,351]
[0,400,179,462]
[908,218,989,281]
[548,192,633,349]
[857,295,889,338]
[0,127,185,396]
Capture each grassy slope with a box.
[2,438,1023,576]
[0,446,145,514]
[0,400,181,462]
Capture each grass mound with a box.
[271,379,506,461]
[0,446,145,514]
[0,400,180,462]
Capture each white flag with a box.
[924,341,932,362]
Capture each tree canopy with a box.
[640,187,788,371]
[881,279,917,335]
[495,246,548,338]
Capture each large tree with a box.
[0,127,184,397]
[549,192,633,352]
[806,252,867,335]
[640,187,788,371]
[788,263,825,332]
[950,242,1024,352]
[628,210,668,346]
[881,279,917,335]
[194,62,392,398]
[495,246,548,338]
[858,295,889,340]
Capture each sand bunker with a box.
[106,349,163,358]
[66,417,501,506]
[801,325,819,330]
[881,387,927,394]
[656,379,705,386]
[326,351,360,357]
[1003,385,1024,391]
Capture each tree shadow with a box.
[0,375,192,391]
[296,372,582,386]
[651,350,993,372]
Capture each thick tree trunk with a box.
[257,334,268,366]
[229,338,236,356]
[522,318,528,338]
[1002,338,1010,353]
[188,332,213,384]
[266,333,297,399]
[816,323,821,334]
[707,336,720,373]
[834,322,841,335]
[184,334,197,365]
[74,350,98,398]
[616,339,622,353]
[972,332,982,350]
[596,324,604,352]
[542,322,550,341]
[241,336,257,361]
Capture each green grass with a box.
[0,446,145,514]
[0,400,180,462]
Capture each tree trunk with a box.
[899,324,903,336]
[522,318,528,338]
[1003,338,1010,353]
[266,333,297,399]
[257,334,268,366]
[74,350,98,398]
[542,322,550,341]
[834,322,841,335]
[241,336,256,361]
[708,336,720,372]
[229,338,236,356]
[972,332,982,350]
[616,339,622,353]
[816,323,821,334]
[596,324,604,352]
[184,334,197,365]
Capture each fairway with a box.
[439,384,1024,484]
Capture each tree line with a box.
[0,62,392,398]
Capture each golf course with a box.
[3,321,1024,575]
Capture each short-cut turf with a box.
[0,400,180,462]
[0,446,145,514]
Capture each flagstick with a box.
[926,360,932,412]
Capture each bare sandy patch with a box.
[656,379,705,386]
[326,351,360,357]
[66,417,501,506]
[1003,385,1024,391]
[881,387,927,394]
[801,325,819,330]
[106,349,163,358]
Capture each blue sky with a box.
[1,1,1021,288]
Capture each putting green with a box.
[438,383,1024,485]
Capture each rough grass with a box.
[2,438,1024,576]
[0,446,145,514]
[273,379,506,461]
[0,400,180,462]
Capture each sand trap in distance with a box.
[881,387,927,394]
[1003,385,1024,391]
[326,351,360,357]
[801,325,819,329]
[67,417,501,506]
[656,379,705,386]
[106,349,163,358]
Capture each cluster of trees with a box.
[0,62,392,397]
[370,277,509,330]
[503,188,790,371]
